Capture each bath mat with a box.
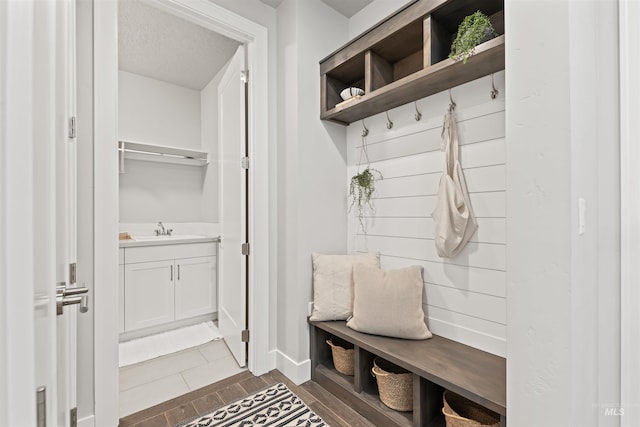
[178,383,327,427]
[119,321,222,367]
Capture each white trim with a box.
[93,1,119,425]
[620,1,640,425]
[275,351,311,386]
[93,0,273,421]
[152,0,273,378]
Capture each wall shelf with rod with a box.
[118,140,209,173]
[320,0,504,125]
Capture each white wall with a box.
[118,70,201,148]
[348,0,412,39]
[119,159,206,223]
[620,2,640,425]
[347,73,506,357]
[276,0,349,383]
[506,1,620,425]
[118,70,222,224]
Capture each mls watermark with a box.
[604,407,624,417]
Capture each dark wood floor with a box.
[119,369,374,427]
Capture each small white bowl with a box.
[340,87,365,101]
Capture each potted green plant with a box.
[349,166,382,233]
[449,11,498,64]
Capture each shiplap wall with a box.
[347,71,506,356]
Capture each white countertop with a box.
[119,235,220,248]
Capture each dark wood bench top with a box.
[310,320,506,416]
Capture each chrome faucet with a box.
[155,221,173,236]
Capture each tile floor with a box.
[119,339,245,418]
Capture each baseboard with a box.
[275,350,311,385]
[78,415,95,427]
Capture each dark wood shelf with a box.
[315,364,413,427]
[320,0,505,125]
[310,320,506,427]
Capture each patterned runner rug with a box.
[178,383,328,427]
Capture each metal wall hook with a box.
[414,101,422,121]
[448,88,456,111]
[361,119,369,137]
[490,73,499,99]
[385,111,394,129]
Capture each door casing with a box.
[90,1,273,424]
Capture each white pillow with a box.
[347,264,432,340]
[309,253,380,321]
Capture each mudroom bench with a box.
[309,320,506,427]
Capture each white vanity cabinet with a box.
[174,256,217,320]
[119,248,125,333]
[120,241,217,335]
[125,260,175,331]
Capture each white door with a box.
[218,45,248,367]
[175,256,217,320]
[1,0,80,425]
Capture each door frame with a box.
[93,0,272,423]
[620,1,640,425]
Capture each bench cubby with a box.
[309,320,506,427]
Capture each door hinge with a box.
[68,116,76,139]
[70,407,77,427]
[240,70,249,83]
[241,242,250,256]
[36,386,46,427]
[241,156,250,170]
[241,329,250,342]
[69,263,77,285]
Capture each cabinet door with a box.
[174,256,216,320]
[124,260,175,331]
[118,264,125,334]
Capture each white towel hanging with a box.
[431,108,477,258]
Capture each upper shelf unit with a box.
[320,0,504,125]
[118,140,209,173]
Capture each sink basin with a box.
[133,234,206,242]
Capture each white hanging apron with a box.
[432,108,478,258]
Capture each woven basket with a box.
[442,390,500,427]
[371,358,413,412]
[326,339,354,376]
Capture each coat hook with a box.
[490,73,499,99]
[414,101,422,121]
[385,111,394,129]
[448,88,456,111]
[361,119,369,137]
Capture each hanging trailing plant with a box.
[349,166,382,233]
[449,11,497,64]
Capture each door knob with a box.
[56,283,89,315]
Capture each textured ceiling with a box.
[258,0,372,18]
[118,0,240,91]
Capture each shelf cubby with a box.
[309,319,506,427]
[319,0,504,125]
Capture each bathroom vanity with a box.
[118,236,219,340]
